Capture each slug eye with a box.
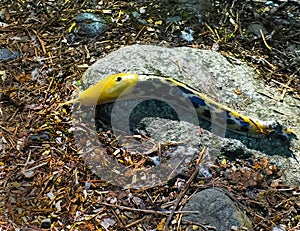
[116,76,122,82]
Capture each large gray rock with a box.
[183,188,253,230]
[80,44,299,186]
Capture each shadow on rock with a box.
[94,100,296,158]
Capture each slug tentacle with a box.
[58,98,80,108]
[57,83,81,108]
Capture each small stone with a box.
[137,19,147,25]
[132,11,140,18]
[150,156,161,166]
[178,0,212,18]
[85,181,91,190]
[272,224,286,231]
[265,1,274,6]
[12,182,21,189]
[248,23,268,38]
[181,27,194,42]
[41,218,51,229]
[0,48,20,61]
[231,226,238,231]
[71,12,107,38]
[139,7,146,14]
[0,12,5,21]
[183,188,253,230]
[101,218,115,229]
[265,1,278,7]
[165,16,182,23]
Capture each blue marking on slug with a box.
[189,96,207,107]
[226,111,231,118]
[226,112,250,127]
[225,112,236,124]
[177,86,207,107]
[178,86,193,94]
[227,118,236,124]
[239,120,250,128]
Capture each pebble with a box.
[183,188,253,230]
[247,23,268,38]
[132,11,140,18]
[165,16,182,23]
[41,218,51,229]
[181,27,194,42]
[71,12,107,38]
[272,224,286,231]
[0,48,20,61]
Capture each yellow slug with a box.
[61,72,296,140]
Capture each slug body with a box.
[65,73,295,140]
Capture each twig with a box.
[134,25,146,41]
[205,22,220,40]
[164,147,206,230]
[271,79,294,90]
[125,216,147,228]
[171,60,187,74]
[43,77,54,104]
[260,29,272,51]
[134,180,168,193]
[164,168,198,229]
[272,108,290,116]
[196,147,206,165]
[0,125,14,135]
[111,208,126,228]
[98,202,199,215]
[182,218,217,231]
[6,108,20,122]
[279,77,293,102]
[257,90,278,101]
[21,162,48,172]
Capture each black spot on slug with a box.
[203,109,211,118]
[240,126,250,132]
[227,118,236,124]
[116,76,122,82]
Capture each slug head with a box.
[78,73,139,105]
